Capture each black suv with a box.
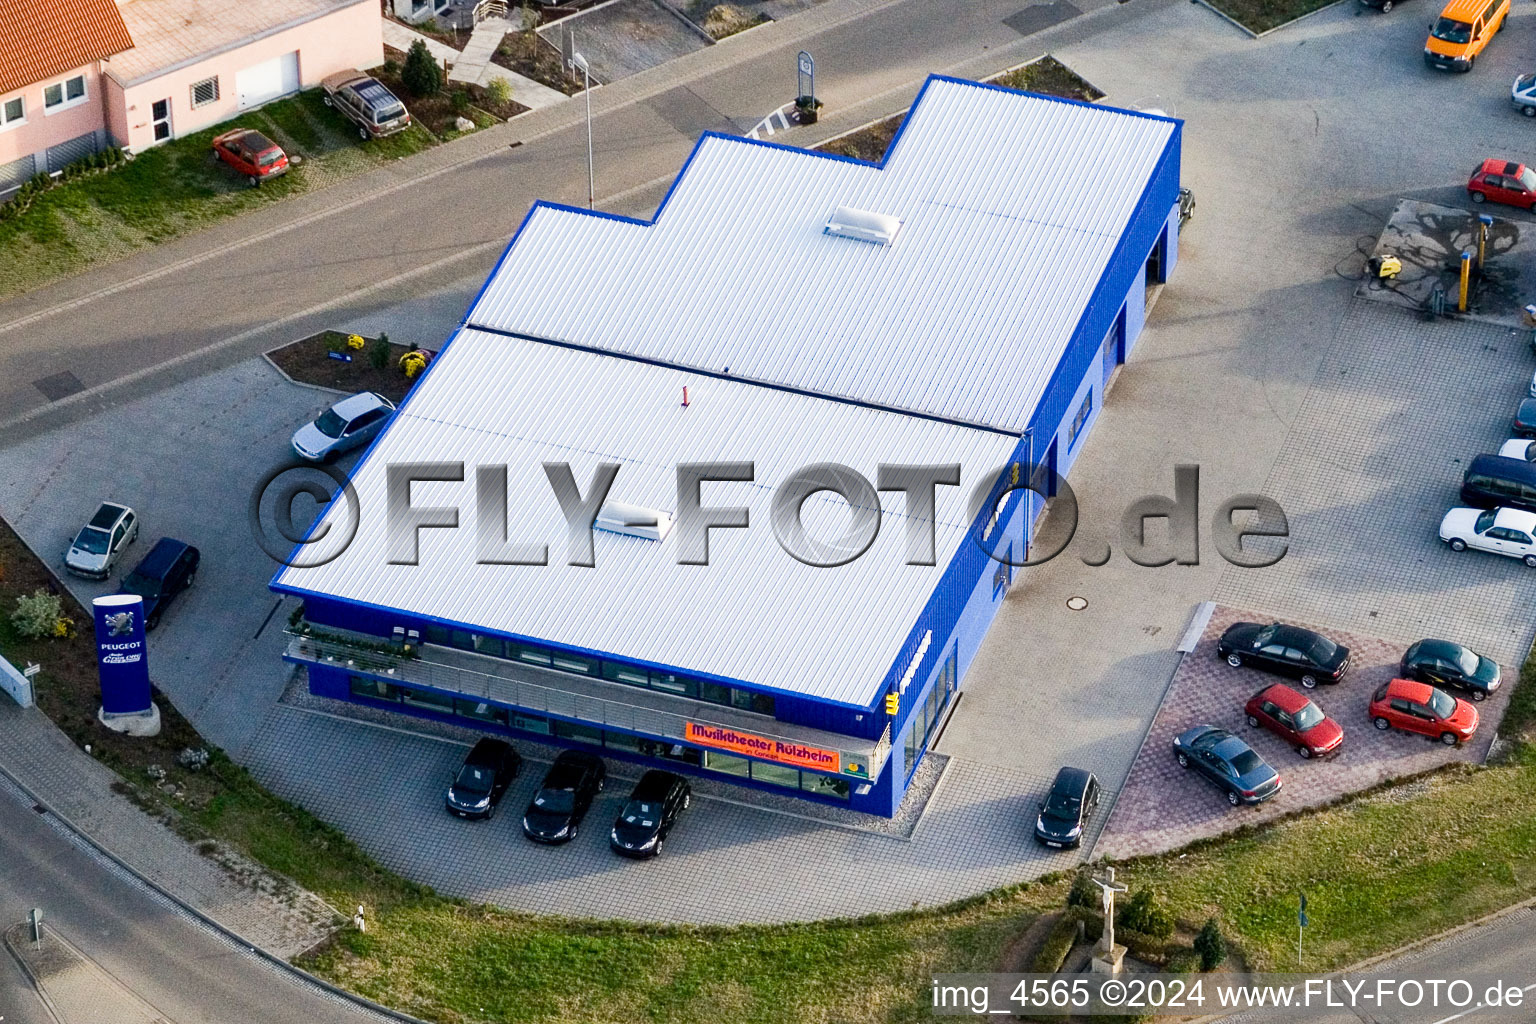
[522,750,606,844]
[116,537,199,630]
[609,770,690,858]
[1033,766,1100,849]
[445,738,521,820]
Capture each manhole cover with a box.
[33,370,84,402]
[1066,596,1088,611]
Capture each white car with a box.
[291,392,396,462]
[1439,506,1536,567]
[1499,438,1536,461]
[64,501,138,579]
[1515,74,1536,118]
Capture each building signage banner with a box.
[684,722,841,774]
[92,594,151,715]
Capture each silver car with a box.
[65,501,138,579]
[291,392,396,462]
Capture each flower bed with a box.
[267,331,422,405]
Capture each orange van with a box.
[1424,0,1509,71]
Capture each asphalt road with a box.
[0,774,387,1024]
[0,0,1139,439]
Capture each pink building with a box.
[1,0,383,198]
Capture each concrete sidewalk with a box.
[0,703,338,960]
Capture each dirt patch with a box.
[997,910,1065,973]
[816,57,1104,164]
[695,3,771,38]
[492,32,587,95]
[267,331,423,406]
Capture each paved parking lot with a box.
[1097,604,1512,860]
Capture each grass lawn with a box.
[7,499,1536,1020]
[0,89,441,302]
[1198,0,1342,34]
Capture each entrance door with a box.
[236,52,300,110]
[150,99,171,142]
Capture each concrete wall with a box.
[0,65,108,172]
[110,0,383,151]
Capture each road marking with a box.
[1427,985,1536,1024]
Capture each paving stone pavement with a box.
[5,924,167,1024]
[1096,604,1511,861]
[0,704,339,959]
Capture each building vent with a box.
[824,205,901,246]
[595,501,673,542]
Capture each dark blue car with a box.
[1172,725,1281,806]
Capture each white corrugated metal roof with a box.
[274,330,1018,707]
[465,76,1178,433]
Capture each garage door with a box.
[235,52,300,110]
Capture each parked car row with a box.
[208,69,410,188]
[445,740,691,859]
[62,501,200,631]
[1436,389,1536,565]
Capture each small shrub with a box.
[1194,918,1226,970]
[450,89,470,114]
[1032,913,1079,973]
[485,76,512,108]
[11,589,70,640]
[402,39,443,98]
[1118,888,1174,939]
[1166,949,1199,974]
[1067,869,1098,909]
[368,333,391,371]
[382,59,400,77]
[1116,927,1169,965]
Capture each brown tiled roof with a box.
[0,0,135,96]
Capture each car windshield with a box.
[454,765,491,795]
[1428,688,1458,719]
[1450,647,1481,675]
[1432,17,1471,42]
[74,526,110,554]
[1475,508,1498,532]
[1292,702,1325,731]
[621,801,658,827]
[1306,636,1338,662]
[314,409,348,438]
[1520,168,1536,192]
[376,103,406,122]
[258,149,283,166]
[533,789,574,813]
[1229,749,1262,775]
[1043,792,1081,818]
[121,571,160,598]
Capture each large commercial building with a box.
[272,75,1183,817]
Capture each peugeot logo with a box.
[104,611,134,637]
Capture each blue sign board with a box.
[92,594,151,715]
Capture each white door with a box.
[235,52,300,110]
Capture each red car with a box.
[1245,683,1343,759]
[1467,158,1536,210]
[1369,678,1478,746]
[211,128,289,186]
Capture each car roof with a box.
[1520,398,1536,418]
[89,501,131,529]
[132,537,191,577]
[353,78,400,107]
[632,770,683,798]
[1494,507,1536,532]
[1255,683,1309,713]
[1209,734,1256,763]
[331,392,388,418]
[1445,0,1490,19]
[1049,766,1092,794]
[1409,638,1465,660]
[1468,453,1536,482]
[1386,677,1435,702]
[1271,624,1319,644]
[466,737,511,764]
[553,749,601,769]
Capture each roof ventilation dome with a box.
[824,205,901,246]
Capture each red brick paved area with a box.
[1095,605,1512,860]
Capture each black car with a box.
[1217,621,1350,688]
[1357,0,1406,11]
[445,738,521,820]
[522,750,606,843]
[116,537,199,630]
[1172,725,1282,806]
[609,770,690,858]
[1399,638,1501,702]
[1515,398,1536,439]
[1033,766,1100,849]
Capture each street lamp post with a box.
[571,52,594,209]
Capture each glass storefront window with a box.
[802,774,850,800]
[603,661,651,687]
[402,687,455,713]
[513,644,552,668]
[649,672,697,698]
[550,652,596,676]
[699,682,732,706]
[657,743,703,767]
[751,761,800,788]
[349,675,398,702]
[424,624,450,645]
[731,689,775,716]
[554,720,603,745]
[449,630,475,650]
[704,751,751,777]
[511,712,550,735]
[456,698,508,725]
[472,635,505,658]
[603,730,643,753]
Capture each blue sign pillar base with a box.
[97,702,161,738]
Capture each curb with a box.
[1189,0,1351,39]
[0,756,433,1024]
[2,926,65,1024]
[261,351,350,397]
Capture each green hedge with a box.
[1032,913,1080,973]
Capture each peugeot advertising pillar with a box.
[92,593,160,736]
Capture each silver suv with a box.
[65,501,138,579]
[321,71,411,140]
